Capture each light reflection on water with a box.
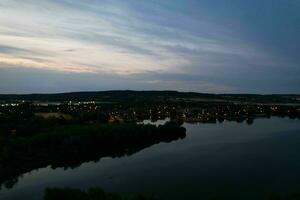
[1,117,300,200]
[137,118,170,126]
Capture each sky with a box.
[0,0,299,94]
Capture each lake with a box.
[1,117,300,200]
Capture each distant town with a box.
[1,91,300,127]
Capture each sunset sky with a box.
[0,0,299,94]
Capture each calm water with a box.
[1,117,300,200]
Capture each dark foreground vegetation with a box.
[44,187,157,200]
[0,107,186,188]
[43,187,300,200]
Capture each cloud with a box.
[0,0,299,93]
[0,45,33,54]
[0,0,270,75]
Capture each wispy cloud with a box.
[0,0,299,93]
[0,0,272,74]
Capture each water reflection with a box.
[138,118,170,126]
[0,121,186,190]
[1,118,300,200]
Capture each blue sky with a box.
[0,0,299,94]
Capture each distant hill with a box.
[0,90,299,104]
